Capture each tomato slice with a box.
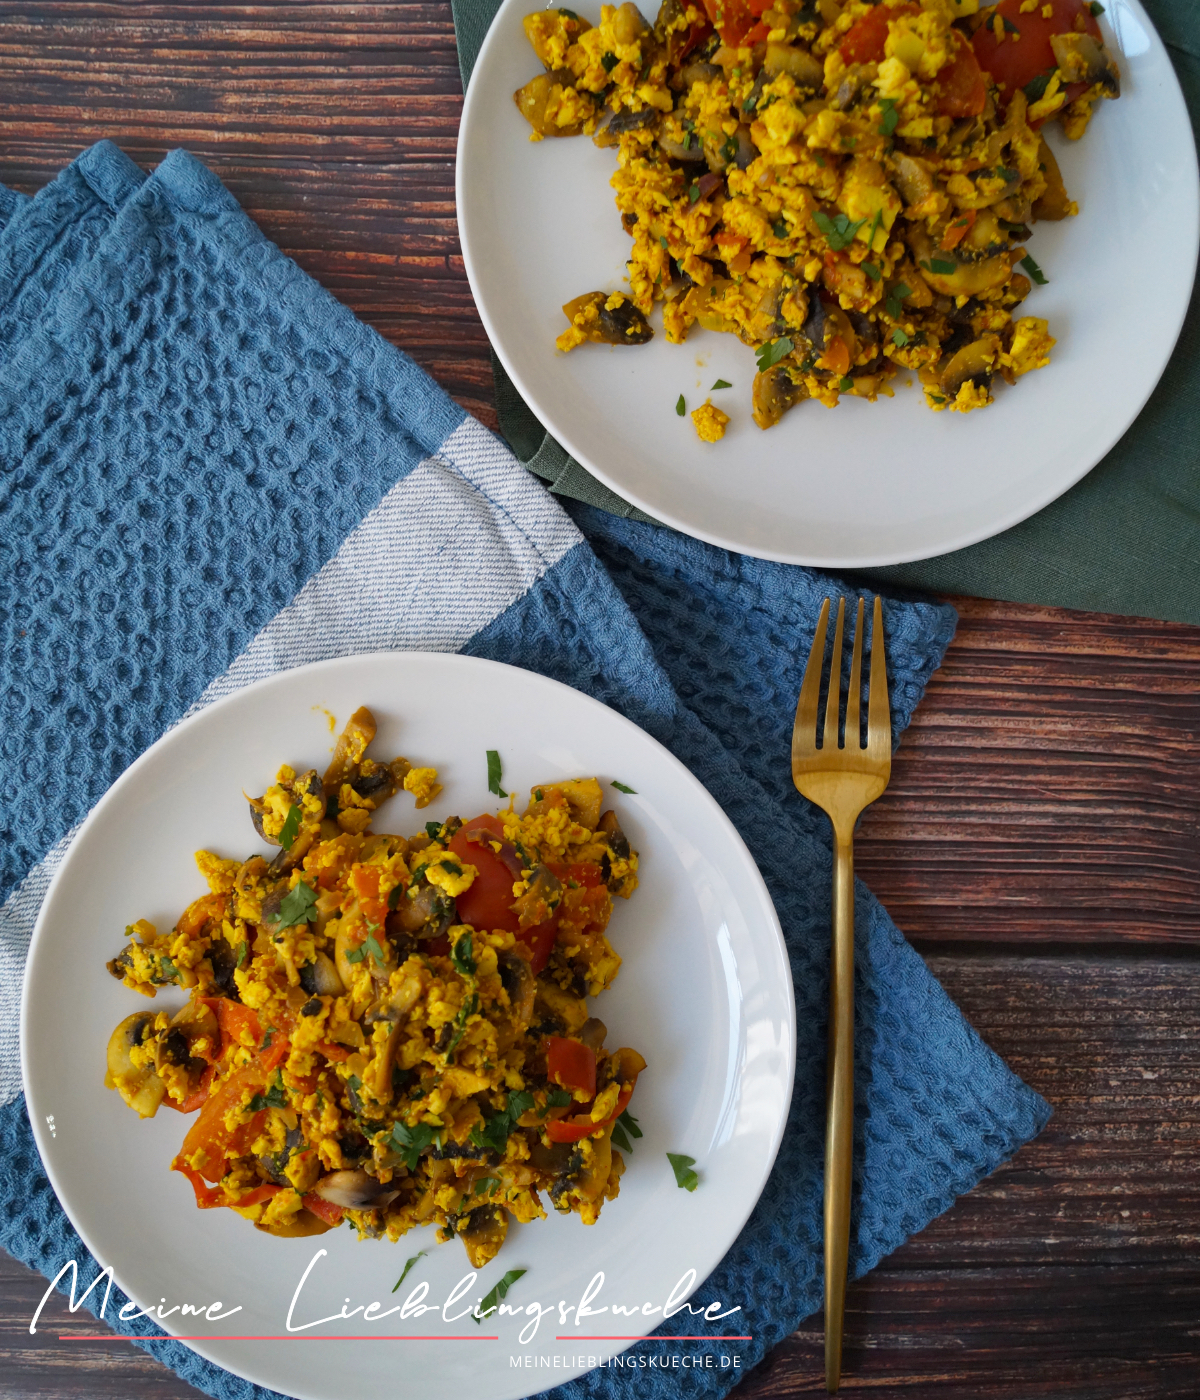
[163,1061,217,1114]
[972,0,1102,96]
[214,998,262,1052]
[348,863,388,928]
[175,1163,225,1208]
[544,1049,645,1142]
[840,2,918,65]
[546,1037,597,1096]
[700,0,768,48]
[936,32,987,117]
[448,814,561,972]
[301,1193,345,1227]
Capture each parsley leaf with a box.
[1023,70,1054,102]
[877,97,899,137]
[619,1109,642,1139]
[997,165,1018,183]
[363,931,386,966]
[867,208,883,248]
[885,282,911,319]
[600,51,618,72]
[451,931,476,978]
[392,1252,426,1293]
[688,182,701,204]
[235,940,248,967]
[475,1268,526,1324]
[248,1074,288,1114]
[345,942,367,964]
[278,803,302,850]
[444,992,479,1059]
[425,821,442,839]
[1003,16,1020,32]
[1089,1,1104,13]
[813,210,866,252]
[921,257,958,275]
[278,880,318,929]
[755,337,793,372]
[1020,253,1048,285]
[675,394,686,416]
[892,327,910,347]
[711,379,732,390]
[486,749,507,798]
[772,218,788,239]
[473,1176,500,1197]
[611,779,637,794]
[559,6,579,16]
[837,376,854,391]
[611,1108,642,1154]
[542,1087,573,1112]
[158,955,178,981]
[667,1152,700,1191]
[658,234,668,251]
[389,1120,436,1171]
[862,261,880,281]
[471,1090,534,1152]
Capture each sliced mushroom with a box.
[312,1169,400,1211]
[939,338,999,399]
[256,1209,332,1238]
[593,104,660,148]
[514,72,593,138]
[561,291,654,346]
[456,1203,509,1269]
[579,1017,608,1050]
[598,809,631,860]
[323,706,377,795]
[105,1013,167,1118]
[498,951,536,1025]
[762,42,823,89]
[1050,31,1119,97]
[511,864,563,930]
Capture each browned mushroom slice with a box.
[561,292,653,346]
[752,365,809,430]
[323,706,377,794]
[457,1203,509,1268]
[105,1013,167,1118]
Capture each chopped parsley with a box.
[611,779,637,794]
[542,1087,573,1112]
[471,1090,535,1153]
[235,940,248,967]
[667,1152,700,1192]
[451,931,476,977]
[392,1252,426,1294]
[248,1075,288,1113]
[675,394,686,416]
[278,803,302,850]
[559,6,579,17]
[1020,253,1048,285]
[600,51,618,73]
[158,955,178,981]
[885,282,911,318]
[363,931,386,965]
[813,210,866,252]
[837,376,854,392]
[862,261,881,281]
[612,1108,642,1153]
[722,136,739,164]
[425,821,442,839]
[388,1120,436,1172]
[867,209,883,248]
[444,992,480,1059]
[877,97,899,137]
[892,327,910,347]
[658,234,668,251]
[277,879,318,929]
[711,379,732,390]
[921,257,958,275]
[1003,16,1020,33]
[1023,70,1054,102]
[474,1268,526,1324]
[755,337,793,372]
[473,1176,500,1197]
[997,165,1018,183]
[1089,1,1104,13]
[486,749,507,798]
[772,218,788,239]
[689,182,703,204]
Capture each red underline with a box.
[59,1335,499,1342]
[556,1336,753,1341]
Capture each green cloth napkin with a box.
[452,0,1200,624]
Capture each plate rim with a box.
[21,649,797,1400]
[456,0,1200,567]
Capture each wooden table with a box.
[1,5,1196,1397]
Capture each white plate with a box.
[457,0,1198,566]
[22,653,794,1400]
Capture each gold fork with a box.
[791,595,892,1394]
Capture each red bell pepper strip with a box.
[301,1193,345,1227]
[546,1036,598,1097]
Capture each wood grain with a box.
[0,3,1197,1398]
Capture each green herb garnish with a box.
[611,779,637,794]
[997,165,1018,183]
[711,379,732,390]
[235,940,248,967]
[688,183,701,204]
[1020,253,1048,285]
[559,7,579,17]
[675,394,686,416]
[425,821,442,839]
[248,1075,288,1114]
[473,1176,500,1197]
[471,1090,534,1153]
[877,97,899,137]
[601,51,618,72]
[277,879,318,929]
[755,337,794,372]
[363,931,386,966]
[862,261,880,281]
[667,1152,699,1191]
[474,1268,526,1324]
[486,749,507,798]
[158,956,178,981]
[388,1120,436,1171]
[1003,17,1020,33]
[892,327,910,347]
[542,1087,573,1113]
[772,219,788,239]
[392,1252,426,1293]
[1089,1,1104,14]
[278,803,302,850]
[885,281,911,319]
[921,257,958,275]
[612,1108,643,1153]
[837,376,854,392]
[451,931,476,977]
[813,210,866,252]
[1023,70,1054,102]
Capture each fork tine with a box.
[844,597,865,751]
[791,597,830,754]
[867,595,890,758]
[823,596,846,749]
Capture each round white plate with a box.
[22,653,794,1400]
[457,0,1198,566]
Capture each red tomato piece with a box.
[546,1037,598,1096]
[234,1183,282,1210]
[214,999,262,1053]
[317,1040,351,1064]
[524,917,560,975]
[302,1193,345,1227]
[701,0,768,48]
[163,1061,217,1114]
[449,816,521,935]
[179,1054,275,1181]
[936,33,987,116]
[174,1162,225,1208]
[348,864,388,928]
[972,0,1102,96]
[840,2,918,65]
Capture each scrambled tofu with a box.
[104,708,645,1267]
[516,0,1118,423]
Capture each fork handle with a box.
[825,829,855,1393]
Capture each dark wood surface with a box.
[1,4,1197,1397]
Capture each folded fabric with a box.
[451,0,1200,625]
[0,143,1049,1400]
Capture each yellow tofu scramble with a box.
[515,0,1120,431]
[104,707,644,1267]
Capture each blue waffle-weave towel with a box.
[0,142,1049,1400]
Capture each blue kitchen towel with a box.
[0,142,1049,1400]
